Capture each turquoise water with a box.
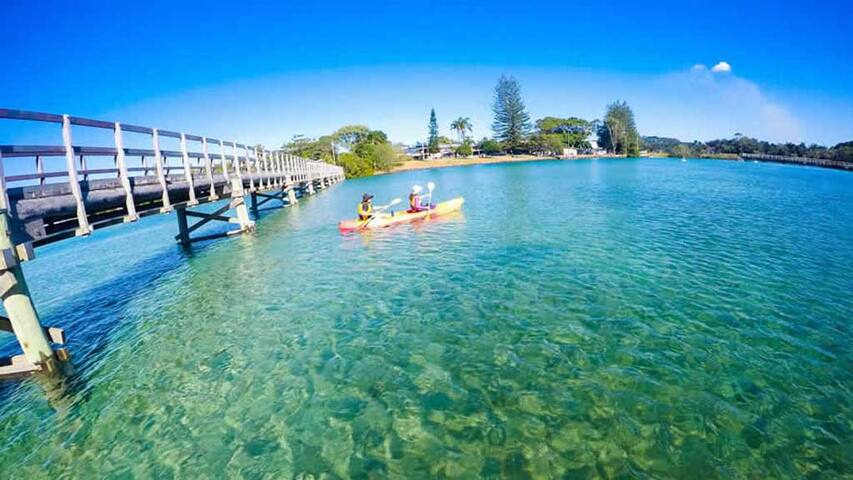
[0,158,851,478]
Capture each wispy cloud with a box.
[650,65,801,142]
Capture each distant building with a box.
[403,142,480,160]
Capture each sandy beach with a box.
[383,154,602,174]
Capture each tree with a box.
[599,101,640,156]
[332,125,370,149]
[491,75,531,153]
[369,143,403,171]
[450,117,472,143]
[428,109,439,153]
[535,117,592,149]
[338,152,373,178]
[478,138,504,155]
[455,142,473,157]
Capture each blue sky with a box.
[2,0,851,147]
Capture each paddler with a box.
[357,193,374,221]
[408,185,425,213]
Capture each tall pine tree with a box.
[491,75,531,153]
[428,108,439,153]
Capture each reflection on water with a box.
[0,158,851,478]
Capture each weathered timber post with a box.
[152,129,173,212]
[231,142,242,186]
[62,115,92,235]
[180,133,198,205]
[202,138,218,200]
[285,154,298,205]
[0,152,57,372]
[113,123,139,222]
[218,139,230,183]
[250,191,259,217]
[306,158,315,195]
[231,178,254,232]
[245,146,256,192]
[275,151,284,188]
[175,207,190,245]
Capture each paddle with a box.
[424,182,435,216]
[362,198,401,228]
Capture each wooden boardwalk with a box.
[0,108,344,379]
[741,153,852,171]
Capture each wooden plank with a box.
[158,129,181,139]
[0,316,64,344]
[124,148,156,157]
[6,171,65,182]
[121,123,153,134]
[69,116,114,129]
[0,355,41,379]
[0,145,66,156]
[0,109,64,123]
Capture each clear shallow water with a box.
[0,158,851,478]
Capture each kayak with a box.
[338,197,464,233]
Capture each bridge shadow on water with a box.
[0,218,243,404]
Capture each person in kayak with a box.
[358,193,374,221]
[408,185,426,213]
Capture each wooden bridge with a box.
[0,108,344,379]
[740,153,852,171]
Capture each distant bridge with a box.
[0,108,344,379]
[740,153,852,171]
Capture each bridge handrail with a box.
[0,108,344,241]
[740,153,852,170]
[0,108,343,191]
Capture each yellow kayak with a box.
[339,197,464,233]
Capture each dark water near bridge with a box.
[1,158,851,478]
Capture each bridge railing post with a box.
[180,133,198,205]
[244,146,256,192]
[113,122,138,222]
[152,129,173,212]
[202,138,218,201]
[216,139,229,183]
[231,142,242,188]
[62,115,92,235]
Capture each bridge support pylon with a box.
[174,178,255,245]
[0,211,67,379]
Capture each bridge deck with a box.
[7,171,313,246]
[0,108,344,247]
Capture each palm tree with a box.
[450,117,472,144]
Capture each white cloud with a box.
[711,61,732,73]
[691,64,707,72]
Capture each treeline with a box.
[643,135,853,163]
[282,125,406,177]
[477,75,640,156]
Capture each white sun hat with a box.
[411,184,423,194]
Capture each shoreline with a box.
[381,154,607,174]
